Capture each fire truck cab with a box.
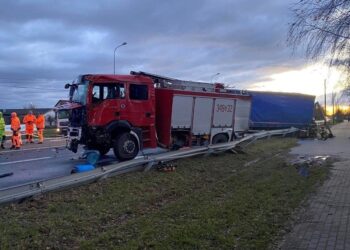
[62,72,251,161]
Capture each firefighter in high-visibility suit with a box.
[36,114,45,144]
[10,112,21,149]
[23,111,36,143]
[0,112,5,149]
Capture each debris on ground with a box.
[156,162,177,172]
[0,172,13,179]
[230,145,246,154]
[244,158,260,167]
[290,155,331,177]
[71,164,96,173]
[82,150,100,165]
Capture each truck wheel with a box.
[113,133,139,161]
[212,133,228,144]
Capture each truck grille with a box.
[59,121,69,126]
[69,130,79,137]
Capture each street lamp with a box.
[114,42,127,75]
[210,73,220,83]
[324,79,327,125]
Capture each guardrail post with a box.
[144,160,155,172]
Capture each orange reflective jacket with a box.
[23,114,36,127]
[36,115,45,129]
[11,112,21,131]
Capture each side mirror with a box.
[64,83,70,89]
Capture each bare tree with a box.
[23,103,37,110]
[289,0,350,72]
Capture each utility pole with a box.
[332,91,335,124]
[324,79,327,125]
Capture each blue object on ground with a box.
[298,165,309,177]
[249,91,315,129]
[82,150,100,165]
[73,164,95,173]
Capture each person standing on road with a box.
[0,112,5,149]
[35,113,45,144]
[10,112,21,150]
[23,110,36,144]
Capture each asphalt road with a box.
[0,138,76,189]
[0,137,165,189]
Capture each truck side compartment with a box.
[155,88,251,148]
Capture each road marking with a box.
[48,138,66,142]
[0,145,66,154]
[0,156,52,165]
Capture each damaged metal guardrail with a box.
[0,127,299,205]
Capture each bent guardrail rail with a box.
[0,127,299,205]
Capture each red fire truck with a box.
[59,72,251,161]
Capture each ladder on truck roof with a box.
[130,71,220,92]
[130,71,249,96]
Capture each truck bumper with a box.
[66,127,82,153]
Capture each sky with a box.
[0,0,343,108]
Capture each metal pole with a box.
[210,73,220,83]
[324,79,327,125]
[332,91,335,124]
[114,42,127,75]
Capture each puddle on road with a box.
[289,155,331,177]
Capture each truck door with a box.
[126,83,155,127]
[88,83,126,126]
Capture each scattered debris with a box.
[156,162,177,172]
[298,102,334,140]
[82,150,100,165]
[71,164,96,173]
[230,146,246,154]
[244,158,260,167]
[0,172,13,179]
[290,155,330,177]
[70,150,100,173]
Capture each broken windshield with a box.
[71,84,88,104]
[70,77,89,104]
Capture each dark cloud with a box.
[0,0,304,108]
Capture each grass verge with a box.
[43,128,62,138]
[0,138,329,249]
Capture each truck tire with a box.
[113,132,139,161]
[212,133,228,144]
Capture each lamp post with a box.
[324,79,327,125]
[332,90,335,124]
[114,42,127,75]
[210,73,220,83]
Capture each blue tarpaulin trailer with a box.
[248,91,315,130]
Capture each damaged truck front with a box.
[60,74,155,161]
